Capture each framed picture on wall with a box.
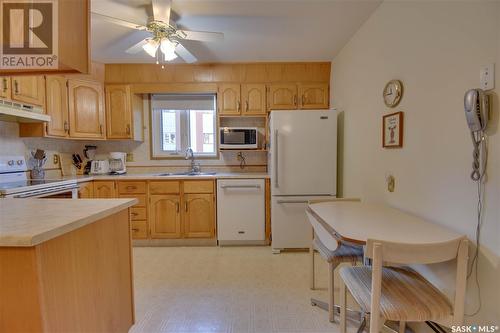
[382,111,404,148]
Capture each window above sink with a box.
[150,94,217,159]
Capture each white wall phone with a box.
[464,88,489,181]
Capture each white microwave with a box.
[219,127,258,149]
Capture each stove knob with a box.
[17,160,24,165]
[7,160,14,166]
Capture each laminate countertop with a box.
[0,198,137,247]
[64,172,270,183]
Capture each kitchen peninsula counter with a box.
[0,198,137,332]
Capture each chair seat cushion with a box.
[313,238,364,263]
[339,266,452,322]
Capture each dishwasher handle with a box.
[220,184,261,189]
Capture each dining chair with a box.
[338,237,469,333]
[308,198,364,323]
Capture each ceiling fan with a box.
[91,0,224,63]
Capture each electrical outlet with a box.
[480,63,495,90]
[53,154,59,165]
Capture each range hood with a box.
[0,99,50,123]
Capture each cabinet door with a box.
[78,182,94,198]
[0,77,10,99]
[268,84,297,110]
[68,80,105,139]
[93,181,115,198]
[242,84,266,115]
[45,76,69,137]
[106,85,132,139]
[218,84,241,115]
[150,195,182,238]
[299,83,329,109]
[183,193,215,238]
[11,76,45,106]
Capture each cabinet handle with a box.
[126,124,131,135]
[176,202,179,213]
[293,95,297,106]
[99,124,103,134]
[132,228,140,232]
[301,95,305,106]
[237,101,241,112]
[13,80,19,94]
[126,185,137,190]
[184,202,188,212]
[63,121,69,132]
[2,78,7,92]
[245,100,249,112]
[131,212,139,216]
[220,185,261,189]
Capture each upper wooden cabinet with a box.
[11,76,45,106]
[150,195,182,239]
[0,77,10,99]
[268,83,329,110]
[68,79,105,139]
[219,83,266,116]
[241,84,266,115]
[268,84,298,110]
[93,181,115,198]
[105,85,143,140]
[183,193,215,238]
[45,76,69,138]
[218,84,241,115]
[299,83,329,109]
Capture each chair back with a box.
[367,237,468,328]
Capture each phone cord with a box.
[470,132,482,181]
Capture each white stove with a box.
[0,155,79,198]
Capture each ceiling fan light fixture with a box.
[160,39,178,61]
[142,39,159,57]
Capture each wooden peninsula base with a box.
[0,208,135,332]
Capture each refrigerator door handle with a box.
[274,129,279,188]
[276,199,310,204]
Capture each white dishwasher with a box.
[217,179,266,245]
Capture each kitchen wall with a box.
[332,0,499,323]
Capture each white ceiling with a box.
[91,0,382,64]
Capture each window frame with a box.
[149,94,219,160]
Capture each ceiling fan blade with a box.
[125,39,149,54]
[175,43,197,63]
[178,30,224,42]
[92,12,147,30]
[152,0,171,24]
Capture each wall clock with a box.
[383,80,403,108]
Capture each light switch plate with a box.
[480,63,495,90]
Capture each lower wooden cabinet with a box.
[150,195,182,238]
[183,193,215,238]
[148,180,215,240]
[78,181,94,198]
[93,181,116,198]
[77,179,216,241]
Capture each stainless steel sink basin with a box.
[157,171,217,176]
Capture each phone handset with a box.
[464,89,489,181]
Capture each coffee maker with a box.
[109,152,127,175]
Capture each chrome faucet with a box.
[185,148,200,173]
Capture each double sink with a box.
[156,171,217,177]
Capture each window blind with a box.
[151,94,216,111]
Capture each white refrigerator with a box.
[269,110,337,252]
